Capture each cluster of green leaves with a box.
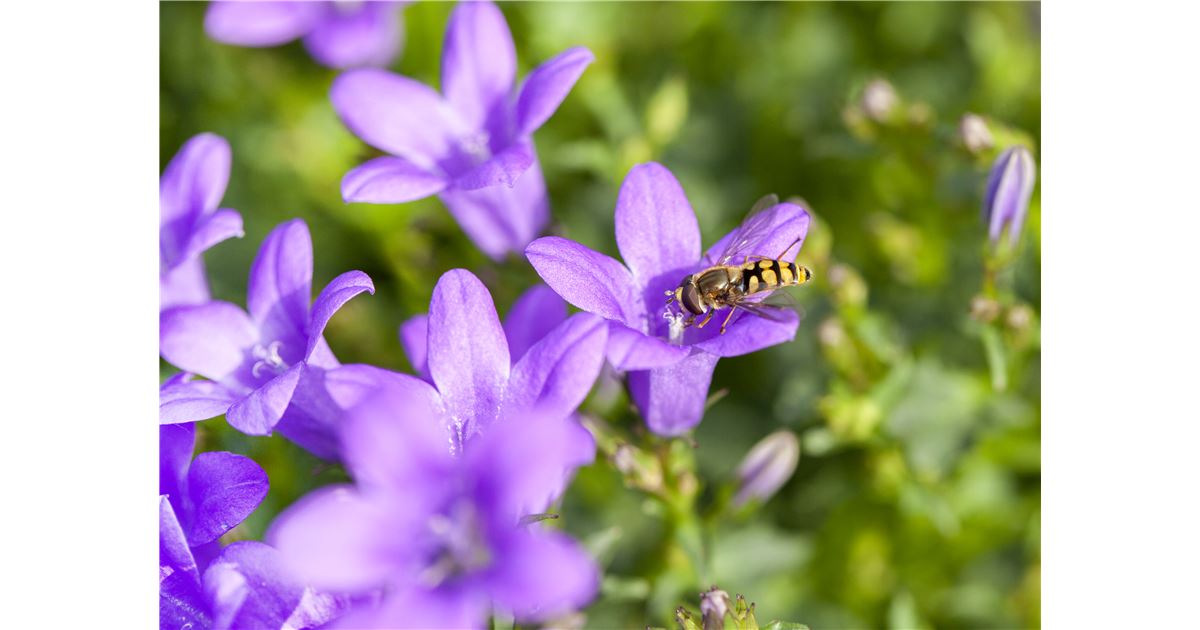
[161,2,1039,628]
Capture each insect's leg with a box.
[719,306,739,334]
[774,237,802,260]
[695,309,716,329]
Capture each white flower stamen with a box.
[459,131,491,164]
[251,340,288,379]
[663,309,686,346]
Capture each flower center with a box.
[420,500,492,586]
[663,309,687,345]
[250,341,289,379]
[458,131,492,165]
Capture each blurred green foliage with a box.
[161,2,1040,628]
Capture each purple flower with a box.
[205,1,407,69]
[397,279,592,502]
[331,0,594,259]
[526,162,811,435]
[983,145,1037,246]
[160,424,342,629]
[161,133,243,311]
[269,384,600,628]
[400,282,568,381]
[391,270,604,471]
[160,219,375,455]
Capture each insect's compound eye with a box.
[681,284,706,315]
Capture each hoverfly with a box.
[665,194,813,334]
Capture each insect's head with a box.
[677,276,706,316]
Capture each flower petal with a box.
[203,559,248,630]
[441,0,516,131]
[181,208,244,262]
[514,47,595,137]
[691,308,799,357]
[439,158,548,260]
[160,376,239,424]
[161,133,231,226]
[247,219,313,344]
[703,201,811,265]
[206,542,308,630]
[186,451,269,546]
[339,370,452,491]
[330,587,486,630]
[331,69,467,169]
[525,236,645,328]
[627,351,720,436]
[160,496,207,628]
[341,156,449,204]
[268,486,416,593]
[615,162,701,290]
[305,270,375,360]
[204,0,322,46]
[160,302,258,382]
[486,529,600,622]
[451,140,534,191]
[505,313,607,421]
[274,365,343,460]
[302,2,404,69]
[160,423,195,503]
[226,362,304,436]
[605,321,690,371]
[503,284,567,363]
[161,496,199,582]
[427,270,510,440]
[470,411,587,518]
[161,255,210,311]
[398,315,430,380]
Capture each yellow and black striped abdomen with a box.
[741,259,808,294]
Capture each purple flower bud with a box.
[734,430,801,507]
[959,113,994,154]
[983,146,1037,247]
[700,586,731,630]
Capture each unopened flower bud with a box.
[734,430,801,507]
[862,78,898,121]
[1006,303,1034,332]
[959,113,994,154]
[970,295,1001,323]
[700,586,731,630]
[983,146,1037,247]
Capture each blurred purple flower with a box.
[269,384,600,628]
[159,219,375,454]
[983,145,1037,246]
[160,133,243,311]
[526,162,811,435]
[331,0,593,259]
[160,424,344,629]
[205,1,407,69]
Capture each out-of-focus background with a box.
[162,2,1040,627]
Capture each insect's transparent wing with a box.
[705,194,782,266]
[730,299,793,323]
[729,286,807,321]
